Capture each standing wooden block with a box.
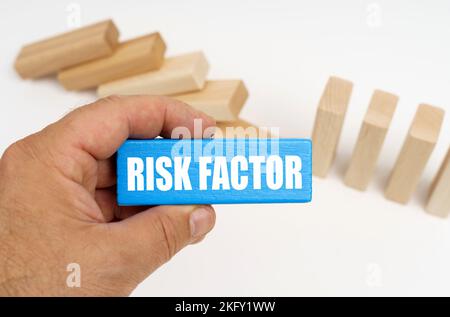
[344,90,398,190]
[174,80,248,122]
[97,51,209,97]
[426,148,450,217]
[15,20,119,79]
[58,33,166,90]
[117,138,312,205]
[385,104,444,204]
[216,119,274,138]
[311,76,353,177]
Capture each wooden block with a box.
[426,148,450,217]
[344,90,398,190]
[215,118,275,138]
[385,104,445,204]
[174,80,248,122]
[15,20,119,79]
[58,33,166,90]
[117,138,312,205]
[97,51,209,97]
[311,76,354,177]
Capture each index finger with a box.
[53,95,216,160]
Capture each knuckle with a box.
[1,142,24,169]
[8,136,45,162]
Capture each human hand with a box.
[0,95,216,296]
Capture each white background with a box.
[1,0,450,296]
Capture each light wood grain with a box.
[344,90,398,190]
[385,104,445,204]
[58,33,166,90]
[426,147,450,217]
[311,76,353,177]
[215,118,275,138]
[97,51,209,97]
[15,20,119,79]
[174,80,248,122]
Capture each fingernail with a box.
[189,207,214,238]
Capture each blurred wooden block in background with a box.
[97,51,209,97]
[15,20,119,79]
[344,90,398,190]
[426,148,450,218]
[174,80,248,122]
[58,33,166,90]
[311,76,353,177]
[385,104,444,204]
[215,118,275,138]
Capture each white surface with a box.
[1,0,450,296]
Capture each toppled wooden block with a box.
[385,104,444,204]
[97,51,209,97]
[58,33,166,90]
[215,118,275,138]
[15,20,119,79]
[344,90,398,190]
[426,148,450,218]
[311,76,354,177]
[174,80,248,122]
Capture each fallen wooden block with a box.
[215,118,275,138]
[58,33,166,90]
[426,148,450,217]
[344,90,398,190]
[174,80,248,122]
[311,76,354,177]
[117,138,312,205]
[15,20,119,79]
[385,104,444,204]
[97,51,209,97]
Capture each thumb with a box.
[109,205,215,279]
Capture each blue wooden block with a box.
[117,138,312,205]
